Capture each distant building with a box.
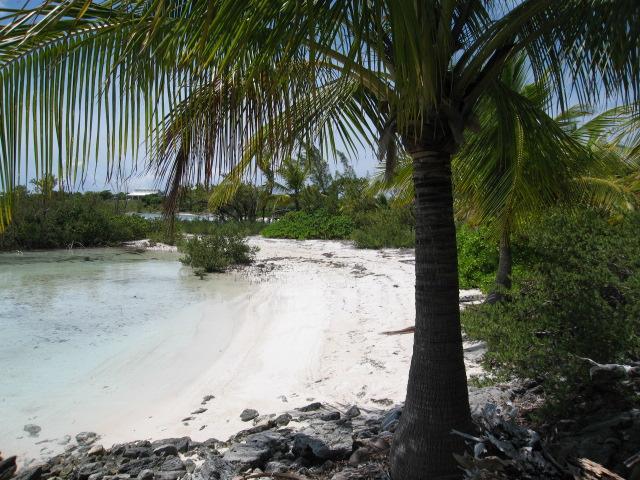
[127,189,163,197]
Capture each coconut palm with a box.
[1,2,639,478]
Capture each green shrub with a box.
[261,210,354,240]
[351,208,415,249]
[456,224,498,290]
[0,194,160,250]
[461,209,640,414]
[179,231,257,273]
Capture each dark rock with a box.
[150,439,190,454]
[118,458,159,476]
[123,448,151,460]
[380,407,402,432]
[76,433,98,447]
[159,457,184,472]
[297,402,322,412]
[345,406,360,419]
[136,470,154,480]
[292,421,354,461]
[223,444,269,470]
[88,472,106,480]
[77,462,103,480]
[24,424,42,437]
[320,412,341,421]
[13,465,43,480]
[191,408,207,415]
[201,395,215,405]
[275,414,292,427]
[154,473,183,480]
[192,456,236,480]
[348,447,370,466]
[239,409,259,422]
[221,433,287,471]
[0,456,17,480]
[152,445,178,458]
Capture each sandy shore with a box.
[13,237,484,463]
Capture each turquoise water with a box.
[0,248,248,461]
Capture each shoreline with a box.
[5,237,485,467]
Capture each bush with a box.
[180,231,257,273]
[461,209,640,414]
[261,210,354,240]
[0,194,159,250]
[456,224,498,290]
[351,208,415,249]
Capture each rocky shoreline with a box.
[3,382,638,480]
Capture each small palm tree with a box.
[274,156,310,211]
[1,2,638,477]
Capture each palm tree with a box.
[0,2,638,478]
[454,59,637,302]
[274,156,310,211]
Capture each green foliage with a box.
[462,209,640,414]
[179,230,256,273]
[456,224,498,290]
[261,210,354,240]
[351,207,415,249]
[0,193,160,250]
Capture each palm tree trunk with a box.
[486,230,512,304]
[390,148,472,480]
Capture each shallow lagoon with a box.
[0,248,250,462]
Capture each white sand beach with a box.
[3,237,483,463]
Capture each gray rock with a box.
[123,447,151,459]
[297,402,322,412]
[275,413,292,427]
[152,445,178,457]
[137,470,154,480]
[76,432,98,447]
[192,456,235,480]
[292,421,354,461]
[87,472,105,480]
[13,465,43,480]
[191,408,207,415]
[223,443,270,469]
[0,456,17,480]
[58,435,72,446]
[87,445,105,457]
[201,395,215,404]
[160,457,185,472]
[150,438,190,454]
[184,460,196,474]
[320,411,340,421]
[24,424,42,437]
[77,462,103,480]
[381,407,402,432]
[221,432,287,470]
[344,406,360,419]
[240,409,259,422]
[154,473,183,480]
[468,386,512,417]
[118,458,159,476]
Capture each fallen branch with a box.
[380,326,415,335]
[236,472,310,480]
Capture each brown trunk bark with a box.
[390,148,472,479]
[486,230,512,304]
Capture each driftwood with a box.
[236,473,310,480]
[453,404,629,480]
[576,356,640,386]
[572,458,625,480]
[380,326,415,335]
